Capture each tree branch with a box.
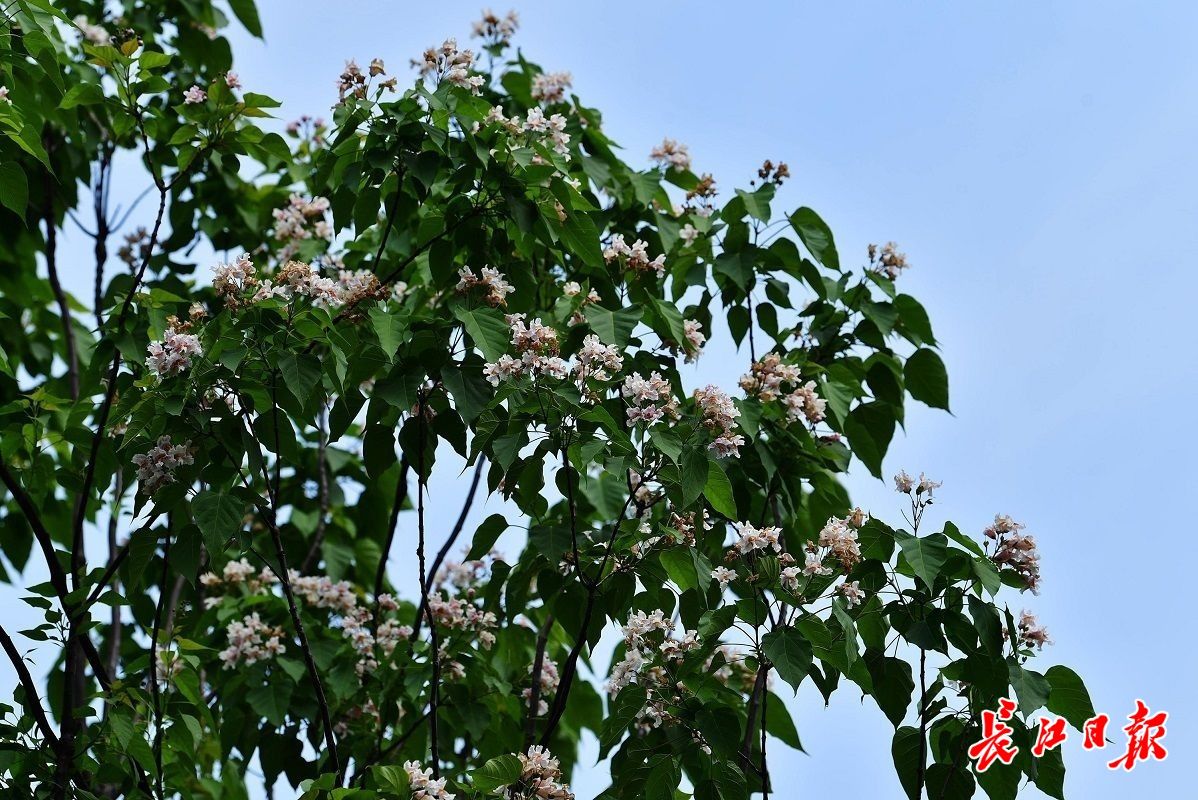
[0,624,59,748]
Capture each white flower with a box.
[183,86,207,104]
[145,328,202,378]
[838,580,865,608]
[711,566,737,588]
[650,137,692,171]
[131,436,194,495]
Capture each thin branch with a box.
[524,614,555,748]
[0,624,59,748]
[42,134,79,401]
[372,457,410,605]
[300,404,331,573]
[408,457,485,643]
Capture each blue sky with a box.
[6,1,1195,797]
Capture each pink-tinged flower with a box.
[838,580,865,608]
[894,469,916,493]
[711,566,737,588]
[145,327,202,378]
[531,71,572,104]
[869,241,910,280]
[74,16,111,45]
[679,223,700,245]
[224,72,241,89]
[131,436,194,495]
[218,612,287,667]
[0,86,9,104]
[183,85,207,104]
[1017,610,1052,650]
[650,137,692,171]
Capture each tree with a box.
[0,3,1090,798]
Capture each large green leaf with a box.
[897,531,949,592]
[762,626,812,694]
[844,401,896,479]
[192,490,245,554]
[703,458,737,519]
[583,303,641,348]
[1044,665,1095,731]
[454,306,511,361]
[789,207,839,270]
[469,754,522,793]
[905,348,950,410]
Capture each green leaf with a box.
[891,726,923,800]
[844,401,896,479]
[1044,665,1095,731]
[469,754,522,793]
[905,349,950,410]
[59,83,105,109]
[866,653,914,726]
[583,303,641,348]
[897,532,948,592]
[191,491,245,555]
[0,163,29,218]
[659,546,712,594]
[1008,661,1051,716]
[762,626,813,694]
[703,458,737,519]
[370,307,408,359]
[681,447,709,508]
[600,685,647,757]
[454,306,511,361]
[247,679,294,727]
[228,0,264,37]
[466,514,509,560]
[1032,746,1066,800]
[789,207,839,270]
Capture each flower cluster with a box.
[272,194,332,258]
[427,595,499,649]
[531,71,573,104]
[516,746,574,799]
[756,159,791,186]
[801,513,865,577]
[606,609,701,701]
[476,105,573,158]
[472,9,520,46]
[685,173,718,217]
[456,266,515,307]
[573,334,624,385]
[731,521,782,555]
[219,612,287,667]
[694,385,744,458]
[838,580,865,608]
[986,514,1041,593]
[199,558,276,601]
[603,234,666,277]
[739,353,827,425]
[336,58,397,103]
[680,319,706,362]
[145,327,202,378]
[869,241,910,280]
[561,280,602,326]
[413,38,483,95]
[131,436,194,495]
[621,372,678,426]
[74,16,111,46]
[522,656,559,716]
[894,469,942,496]
[483,315,569,387]
[1016,610,1052,650]
[404,761,455,800]
[649,137,692,171]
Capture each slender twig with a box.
[408,458,485,643]
[0,624,59,748]
[414,392,441,776]
[42,151,79,401]
[262,513,342,781]
[524,614,555,747]
[300,403,331,573]
[373,457,410,605]
[150,525,173,800]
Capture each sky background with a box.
[5,0,1197,797]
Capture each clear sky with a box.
[6,1,1195,797]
